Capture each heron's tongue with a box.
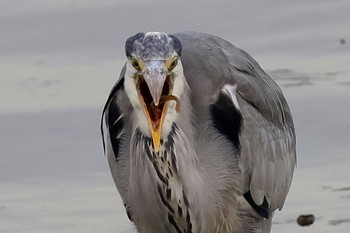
[150,107,162,129]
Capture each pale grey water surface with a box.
[1,0,349,232]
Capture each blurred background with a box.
[1,0,349,232]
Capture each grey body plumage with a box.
[101,31,296,233]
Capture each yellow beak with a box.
[138,60,169,153]
[144,103,169,153]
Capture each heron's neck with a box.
[155,125,196,232]
[130,124,201,233]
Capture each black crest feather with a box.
[125,32,144,57]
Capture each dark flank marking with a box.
[171,150,178,174]
[177,205,183,217]
[126,209,133,222]
[210,91,242,151]
[187,222,193,233]
[123,203,133,222]
[161,156,165,163]
[166,173,170,179]
[182,190,189,208]
[187,219,193,232]
[186,210,191,223]
[157,184,174,214]
[168,214,182,233]
[243,191,270,219]
[186,210,192,232]
[166,188,172,199]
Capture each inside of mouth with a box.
[138,75,173,129]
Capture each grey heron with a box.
[101,31,296,233]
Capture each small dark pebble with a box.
[340,38,346,45]
[297,214,315,226]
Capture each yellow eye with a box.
[168,56,178,71]
[131,58,141,71]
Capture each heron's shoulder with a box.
[174,31,294,130]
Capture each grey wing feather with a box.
[174,31,296,212]
[101,65,126,153]
[101,64,134,221]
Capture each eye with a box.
[131,58,141,71]
[168,56,178,71]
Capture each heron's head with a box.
[124,32,184,152]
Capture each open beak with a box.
[136,60,173,152]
